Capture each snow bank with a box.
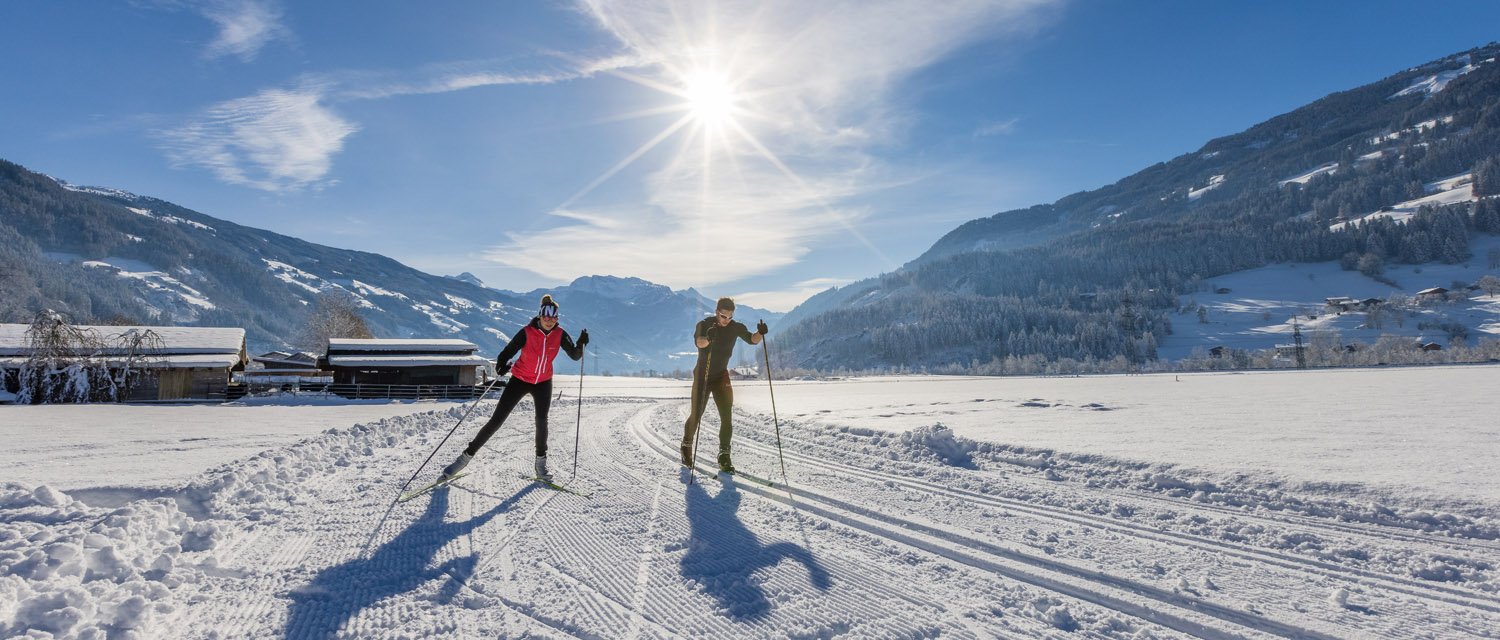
[0,406,467,638]
[784,413,1500,542]
[0,483,221,638]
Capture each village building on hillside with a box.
[1416,287,1449,300]
[0,323,247,402]
[321,338,492,398]
[1324,296,1357,311]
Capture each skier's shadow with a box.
[681,479,831,620]
[283,483,535,640]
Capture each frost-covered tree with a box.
[108,328,165,401]
[18,310,115,404]
[1477,275,1500,298]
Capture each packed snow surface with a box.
[2,368,1497,638]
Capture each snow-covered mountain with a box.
[777,44,1500,371]
[0,162,778,374]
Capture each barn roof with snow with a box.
[0,324,246,369]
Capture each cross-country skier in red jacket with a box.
[442,294,587,482]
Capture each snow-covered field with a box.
[0,398,474,491]
[3,368,1498,638]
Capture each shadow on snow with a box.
[283,483,536,639]
[681,479,831,621]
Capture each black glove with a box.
[703,325,719,341]
[756,320,769,335]
[497,361,512,377]
[577,329,589,348]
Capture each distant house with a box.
[729,365,760,379]
[242,351,329,389]
[1416,287,1449,300]
[0,323,247,402]
[1418,342,1443,351]
[322,338,490,386]
[1208,346,1228,358]
[1273,344,1302,359]
[253,350,320,371]
[1324,296,1356,310]
[1359,298,1383,308]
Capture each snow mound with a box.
[898,424,978,468]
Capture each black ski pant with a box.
[465,377,552,458]
[682,370,733,455]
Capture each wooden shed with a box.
[322,338,490,386]
[0,324,247,402]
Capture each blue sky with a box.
[3,1,1498,310]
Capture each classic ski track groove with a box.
[746,408,1500,554]
[629,403,1315,640]
[664,399,1500,639]
[160,397,1494,638]
[602,403,1011,639]
[724,416,1500,614]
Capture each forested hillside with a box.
[778,44,1500,371]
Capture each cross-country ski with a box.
[396,472,470,503]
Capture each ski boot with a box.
[717,451,735,474]
[442,452,472,479]
[534,455,552,483]
[680,443,693,467]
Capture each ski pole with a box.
[688,323,715,485]
[394,376,501,499]
[761,332,790,488]
[572,338,585,478]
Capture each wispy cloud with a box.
[326,55,642,101]
[488,0,1060,289]
[142,0,291,60]
[162,55,635,192]
[202,0,288,60]
[160,86,357,192]
[974,116,1021,137]
[733,277,855,312]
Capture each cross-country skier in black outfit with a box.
[681,297,767,473]
[442,294,587,482]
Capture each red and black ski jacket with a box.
[496,317,584,384]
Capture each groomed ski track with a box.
[141,396,1500,638]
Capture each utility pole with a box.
[1292,318,1308,369]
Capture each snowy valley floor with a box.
[3,369,1499,638]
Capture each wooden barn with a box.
[322,338,490,389]
[0,324,247,402]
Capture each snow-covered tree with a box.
[18,310,115,404]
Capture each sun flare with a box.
[680,70,738,128]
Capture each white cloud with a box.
[160,87,357,192]
[733,277,855,312]
[162,55,635,192]
[145,0,290,60]
[488,0,1060,289]
[326,56,639,101]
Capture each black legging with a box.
[682,370,733,454]
[465,377,553,457]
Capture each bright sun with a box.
[680,71,737,128]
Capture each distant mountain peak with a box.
[567,275,673,301]
[446,272,487,288]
